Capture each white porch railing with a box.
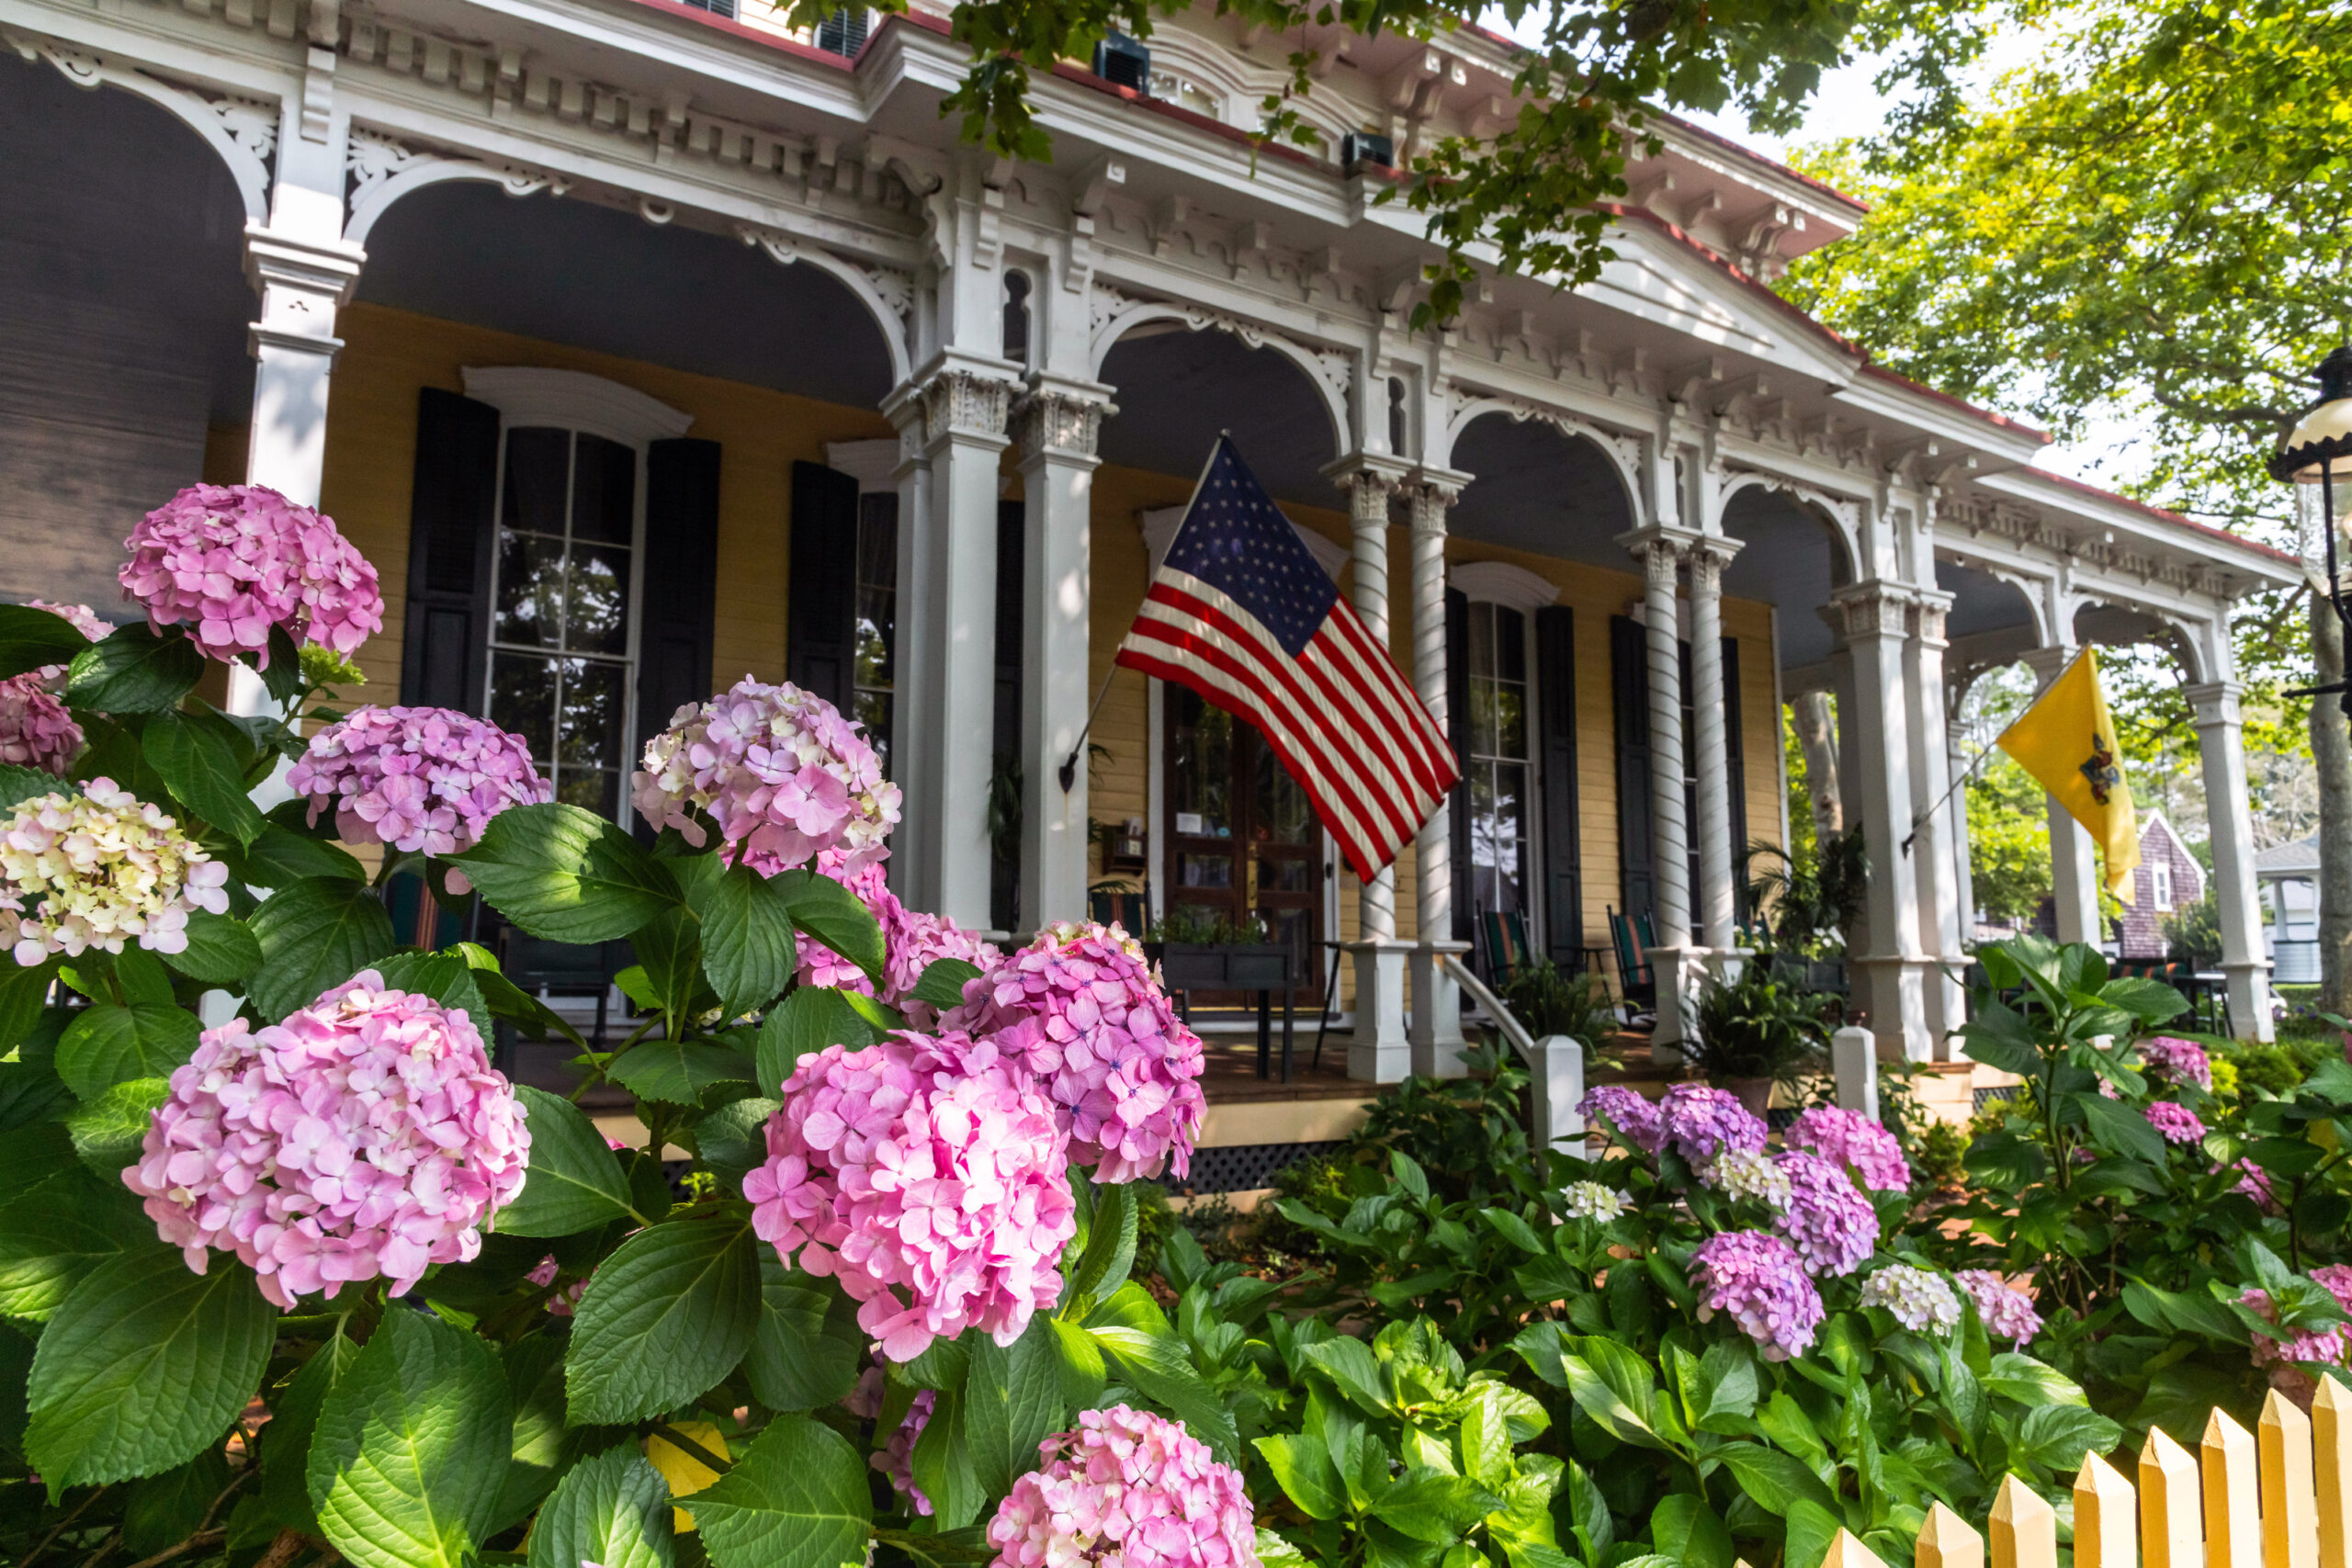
[1439,954,1586,1173]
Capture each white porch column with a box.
[1406,472,1470,1077]
[895,356,1020,930]
[243,230,362,510]
[1948,719,1977,943]
[1904,592,1965,1050]
[1687,537,1741,951]
[1012,377,1114,929]
[2188,681,2276,1040]
[1619,527,1697,1050]
[1329,456,1411,1081]
[2022,647,2102,945]
[1833,583,1929,1060]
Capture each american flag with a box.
[1114,435,1460,880]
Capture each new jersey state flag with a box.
[1996,646,2140,901]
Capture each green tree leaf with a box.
[453,803,681,943]
[164,910,264,985]
[56,1002,199,1100]
[0,603,101,681]
[703,863,799,1019]
[527,1442,675,1568]
[143,711,266,849]
[308,1307,514,1568]
[773,869,885,983]
[566,1211,763,1425]
[609,1039,758,1106]
[755,986,876,1093]
[687,1413,871,1568]
[67,624,204,713]
[248,876,398,1021]
[496,1085,643,1236]
[25,1247,274,1488]
[745,1251,864,1413]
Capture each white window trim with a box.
[1460,593,1543,949]
[1450,560,1558,615]
[2153,863,2174,912]
[826,438,900,493]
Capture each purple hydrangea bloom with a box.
[1690,1229,1824,1360]
[1657,1084,1769,1166]
[875,1391,936,1516]
[1955,1270,2043,1343]
[1577,1086,1661,1152]
[1785,1106,1911,1192]
[2235,1159,2281,1213]
[2144,1101,2206,1145]
[2240,1289,2348,1369]
[1772,1151,1878,1277]
[2139,1037,2212,1092]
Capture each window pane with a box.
[857,493,899,585]
[490,653,559,762]
[854,588,894,687]
[557,658,628,771]
[555,769,620,818]
[1467,602,1495,678]
[1493,682,1526,761]
[1496,606,1526,682]
[494,532,565,648]
[853,689,892,776]
[1469,677,1500,756]
[571,435,636,545]
[565,545,633,656]
[503,428,570,536]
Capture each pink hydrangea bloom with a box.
[2313,1265,2352,1316]
[634,677,899,874]
[28,600,109,643]
[946,921,1206,1183]
[875,1391,936,1516]
[2241,1288,2348,1369]
[0,677,81,775]
[119,484,382,664]
[123,971,530,1309]
[2235,1158,2281,1213]
[2139,1037,2212,1092]
[2144,1101,2206,1145]
[1785,1106,1911,1192]
[288,705,551,859]
[526,1254,588,1315]
[1578,1086,1662,1153]
[1771,1151,1878,1277]
[1690,1229,1824,1360]
[1,779,230,961]
[1956,1270,2044,1343]
[1656,1083,1769,1167]
[987,1405,1258,1568]
[743,1032,1075,1361]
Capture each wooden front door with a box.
[1163,687,1326,1003]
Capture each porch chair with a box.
[1480,908,1534,989]
[1089,887,1148,938]
[1606,906,1656,1016]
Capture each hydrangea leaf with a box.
[247,876,398,1022]
[55,1002,198,1100]
[141,711,266,850]
[66,624,205,714]
[772,869,885,984]
[526,1442,674,1568]
[452,804,682,944]
[963,1315,1064,1499]
[686,1414,869,1568]
[163,910,263,986]
[0,1164,148,1321]
[702,863,799,1019]
[495,1086,641,1237]
[608,1040,758,1107]
[0,762,60,811]
[219,823,368,886]
[909,956,982,1009]
[307,1306,514,1568]
[564,1211,763,1425]
[744,1251,863,1414]
[754,987,875,1093]
[24,1247,274,1490]
[63,1076,170,1174]
[258,1326,359,1534]
[0,604,99,682]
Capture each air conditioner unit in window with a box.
[815,6,869,57]
[1093,32,1151,92]
[1341,131,1395,172]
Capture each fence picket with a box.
[2143,1425,2204,1568]
[1918,1500,1987,1568]
[1992,1472,2060,1568]
[1822,1530,1890,1568]
[2320,1378,2351,1568]
[2263,1388,2320,1568]
[2210,1408,2265,1568]
[2075,1450,2138,1568]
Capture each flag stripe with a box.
[1317,603,1453,797]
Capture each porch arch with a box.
[1088,299,1349,457]
[8,32,273,223]
[1437,396,1643,509]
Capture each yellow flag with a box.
[646,1421,729,1533]
[1996,647,2139,901]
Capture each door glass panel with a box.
[1254,744,1314,845]
[1178,853,1233,889]
[1170,694,1233,840]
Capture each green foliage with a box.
[2162,890,2224,968]
[1745,829,1866,956]
[1687,963,1831,1084]
[1498,960,1616,1046]
[1347,1042,1531,1202]
[1965,755,2054,925]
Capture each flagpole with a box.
[1900,735,1998,856]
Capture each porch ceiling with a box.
[355,181,897,410]
[1097,327,1340,507]
[1447,415,1637,568]
[1721,487,1846,667]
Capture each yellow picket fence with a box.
[1774,1379,2352,1568]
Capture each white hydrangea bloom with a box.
[1859,1264,1963,1336]
[1705,1147,1794,1211]
[1561,1181,1631,1222]
[0,778,230,960]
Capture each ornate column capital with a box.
[2184,680,2244,728]
[1830,582,1917,639]
[1910,589,1953,648]
[1616,525,1698,590]
[887,354,1022,452]
[1405,466,1469,536]
[1012,376,1115,464]
[1322,451,1412,535]
[1684,536,1740,595]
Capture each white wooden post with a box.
[1833,1024,1879,1121]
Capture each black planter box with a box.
[1143,941,1296,992]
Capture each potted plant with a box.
[1498,958,1616,1063]
[1687,960,1833,1114]
[1141,908,1293,993]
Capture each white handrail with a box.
[1441,953,1534,1060]
[1440,953,1585,1164]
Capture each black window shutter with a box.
[1444,587,1472,942]
[638,439,723,781]
[786,460,861,713]
[1610,615,1655,930]
[399,388,500,711]
[990,499,1025,932]
[1723,635,1747,921]
[1535,605,1582,961]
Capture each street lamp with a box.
[2273,346,2352,716]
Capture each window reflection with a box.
[853,492,898,777]
[485,427,639,820]
[1466,601,1531,921]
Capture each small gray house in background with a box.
[2256,836,2321,983]
[2117,811,2207,959]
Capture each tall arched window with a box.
[1464,599,1532,919]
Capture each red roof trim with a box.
[2019,468,2300,566]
